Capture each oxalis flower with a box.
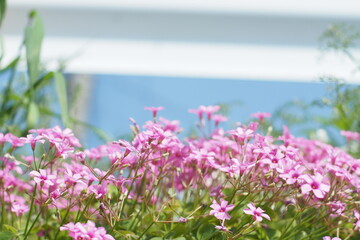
[300,172,330,199]
[243,203,271,222]
[209,199,234,221]
[323,237,341,240]
[215,225,228,232]
[354,210,360,229]
[11,202,29,216]
[29,169,56,187]
[60,220,114,240]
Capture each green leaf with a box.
[196,223,215,240]
[166,224,187,238]
[264,228,281,240]
[27,101,39,128]
[54,72,70,127]
[0,0,6,28]
[256,227,270,240]
[261,206,276,221]
[2,225,17,234]
[24,10,44,86]
[0,36,3,62]
[115,230,137,239]
[0,56,20,74]
[0,231,15,240]
[24,71,54,96]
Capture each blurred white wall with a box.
[2,0,360,82]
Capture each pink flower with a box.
[215,225,228,231]
[323,237,341,240]
[144,106,164,118]
[189,149,215,164]
[212,114,228,127]
[300,173,330,199]
[60,220,114,240]
[177,217,188,223]
[112,139,139,157]
[227,127,254,144]
[261,149,285,169]
[20,134,45,150]
[251,112,271,122]
[29,169,56,187]
[0,133,6,145]
[200,105,220,120]
[209,199,234,221]
[63,169,86,188]
[90,182,108,199]
[5,133,26,148]
[74,151,86,163]
[159,117,182,132]
[354,210,360,229]
[11,202,29,216]
[340,130,360,142]
[189,105,220,120]
[329,201,346,217]
[243,203,271,222]
[279,165,306,185]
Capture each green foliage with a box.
[25,11,44,87]
[273,23,360,157]
[54,72,70,128]
[320,23,360,66]
[0,231,15,240]
[0,0,6,28]
[0,6,69,136]
[0,2,110,144]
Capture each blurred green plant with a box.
[0,2,111,144]
[0,4,69,136]
[272,23,360,157]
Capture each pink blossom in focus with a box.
[279,165,306,185]
[209,199,234,221]
[29,169,56,187]
[300,172,330,199]
[243,203,271,222]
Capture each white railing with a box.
[2,0,360,82]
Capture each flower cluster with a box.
[60,221,114,240]
[0,106,360,239]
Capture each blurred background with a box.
[2,0,360,148]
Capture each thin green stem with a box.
[54,201,72,240]
[0,186,5,231]
[119,163,141,219]
[279,212,299,240]
[75,194,94,222]
[138,221,155,239]
[24,184,37,236]
[24,209,41,240]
